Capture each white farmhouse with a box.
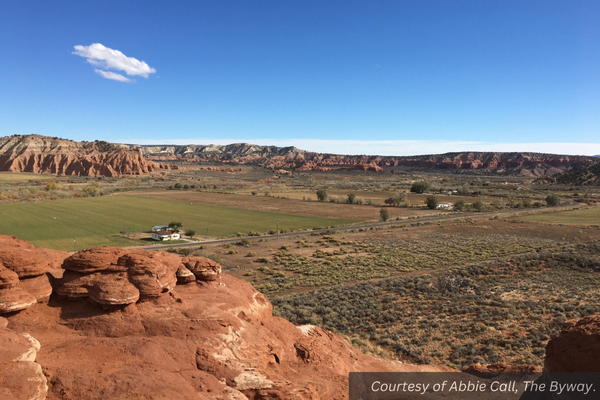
[151,230,181,241]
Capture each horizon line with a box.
[114,138,600,157]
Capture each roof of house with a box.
[154,230,177,236]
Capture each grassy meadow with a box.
[0,195,354,251]
[516,206,600,225]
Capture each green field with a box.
[0,195,354,250]
[516,206,600,225]
[0,172,52,181]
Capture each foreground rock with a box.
[2,241,448,399]
[545,315,600,372]
[56,247,219,305]
[0,318,48,400]
[0,235,68,314]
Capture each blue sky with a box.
[1,1,599,155]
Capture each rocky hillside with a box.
[552,162,600,185]
[0,235,446,400]
[129,143,597,177]
[0,135,169,177]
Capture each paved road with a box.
[135,204,581,251]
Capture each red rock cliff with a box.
[0,135,169,177]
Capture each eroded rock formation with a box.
[0,235,67,314]
[0,317,48,400]
[130,142,597,177]
[0,134,170,177]
[545,315,600,372]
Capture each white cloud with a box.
[121,138,600,157]
[94,69,132,83]
[73,43,156,81]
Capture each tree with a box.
[425,195,439,210]
[454,199,465,211]
[380,208,389,221]
[316,189,328,202]
[184,229,196,237]
[347,193,356,204]
[546,194,561,206]
[410,181,430,194]
[169,221,183,230]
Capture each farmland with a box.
[515,206,600,226]
[119,190,443,221]
[0,195,354,251]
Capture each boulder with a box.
[0,324,47,400]
[0,266,19,289]
[182,257,221,282]
[0,287,37,314]
[0,235,35,250]
[121,253,178,297]
[176,265,195,284]
[89,279,140,306]
[19,274,53,302]
[36,248,70,269]
[545,315,600,372]
[63,247,128,274]
[55,271,99,299]
[0,248,49,278]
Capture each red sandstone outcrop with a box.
[0,235,69,314]
[0,319,48,400]
[545,315,600,372]
[0,134,170,177]
[57,248,218,304]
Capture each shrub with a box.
[237,238,251,247]
[246,251,257,257]
[380,208,390,221]
[472,200,486,212]
[546,194,561,206]
[82,185,99,197]
[347,193,356,204]
[454,200,465,211]
[45,182,62,191]
[425,195,439,210]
